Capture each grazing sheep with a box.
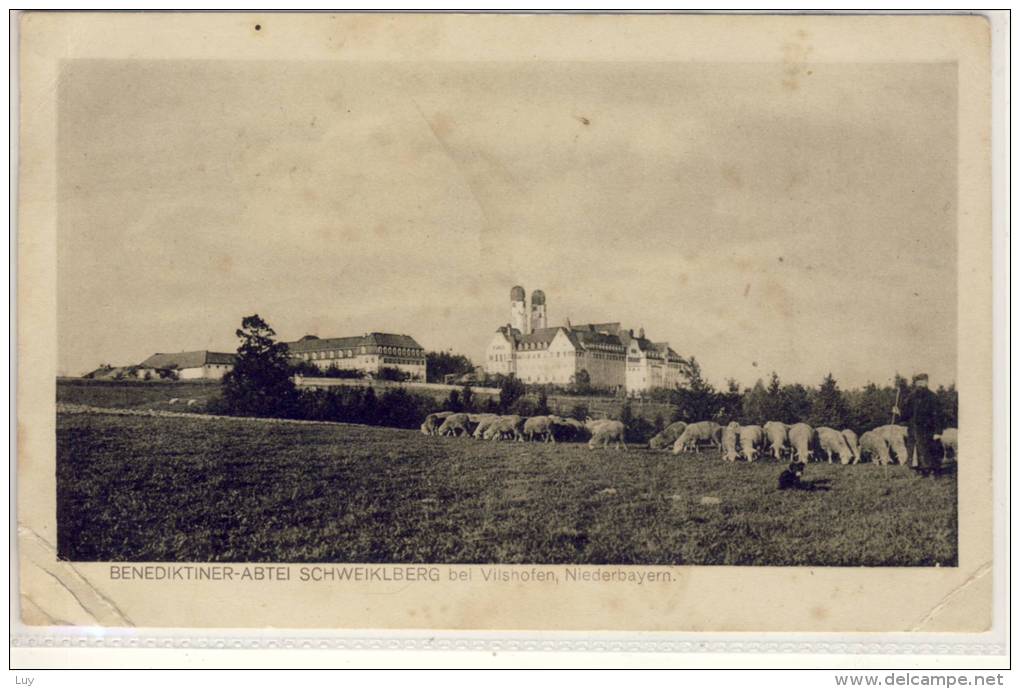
[523,415,557,443]
[552,417,588,442]
[859,430,892,465]
[788,423,816,463]
[437,413,473,437]
[934,428,958,460]
[841,429,861,464]
[762,421,790,460]
[875,424,910,465]
[186,399,198,407]
[816,427,855,464]
[738,424,765,462]
[587,420,626,450]
[168,398,179,405]
[472,415,501,439]
[487,415,525,441]
[649,421,687,451]
[421,412,454,436]
[671,421,722,455]
[420,417,440,435]
[719,423,739,462]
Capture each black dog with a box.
[777,462,805,490]
[778,462,832,492]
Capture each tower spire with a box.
[510,285,528,334]
[530,289,547,332]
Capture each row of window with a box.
[302,348,365,360]
[495,351,634,362]
[586,353,625,361]
[301,348,422,361]
[491,352,627,363]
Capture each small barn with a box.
[139,351,236,380]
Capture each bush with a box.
[509,397,538,418]
[377,366,411,382]
[375,388,437,428]
[445,389,463,412]
[499,375,526,411]
[291,386,438,429]
[425,351,475,383]
[617,401,656,443]
[460,384,475,413]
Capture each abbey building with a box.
[484,286,686,394]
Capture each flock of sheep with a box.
[421,410,960,464]
[418,412,958,465]
[420,411,628,448]
[655,420,959,465]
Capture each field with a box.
[57,378,221,410]
[57,411,957,566]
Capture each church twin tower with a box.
[510,285,547,335]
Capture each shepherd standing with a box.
[892,373,944,478]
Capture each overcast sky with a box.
[58,60,957,388]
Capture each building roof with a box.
[653,342,683,361]
[140,351,236,369]
[571,329,626,351]
[285,332,424,354]
[511,285,526,301]
[570,322,623,336]
[517,327,561,348]
[530,289,546,305]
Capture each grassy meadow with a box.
[56,411,957,566]
[57,378,221,410]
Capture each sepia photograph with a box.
[16,12,998,636]
[53,57,960,567]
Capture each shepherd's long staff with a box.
[885,387,902,478]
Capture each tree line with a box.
[647,359,957,436]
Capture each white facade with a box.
[486,328,517,376]
[177,363,232,380]
[625,339,685,393]
[515,329,579,385]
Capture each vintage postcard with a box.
[15,12,998,638]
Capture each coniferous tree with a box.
[778,383,812,424]
[498,375,526,411]
[460,384,475,412]
[670,357,719,421]
[809,373,850,428]
[220,314,297,417]
[536,389,550,416]
[741,379,770,424]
